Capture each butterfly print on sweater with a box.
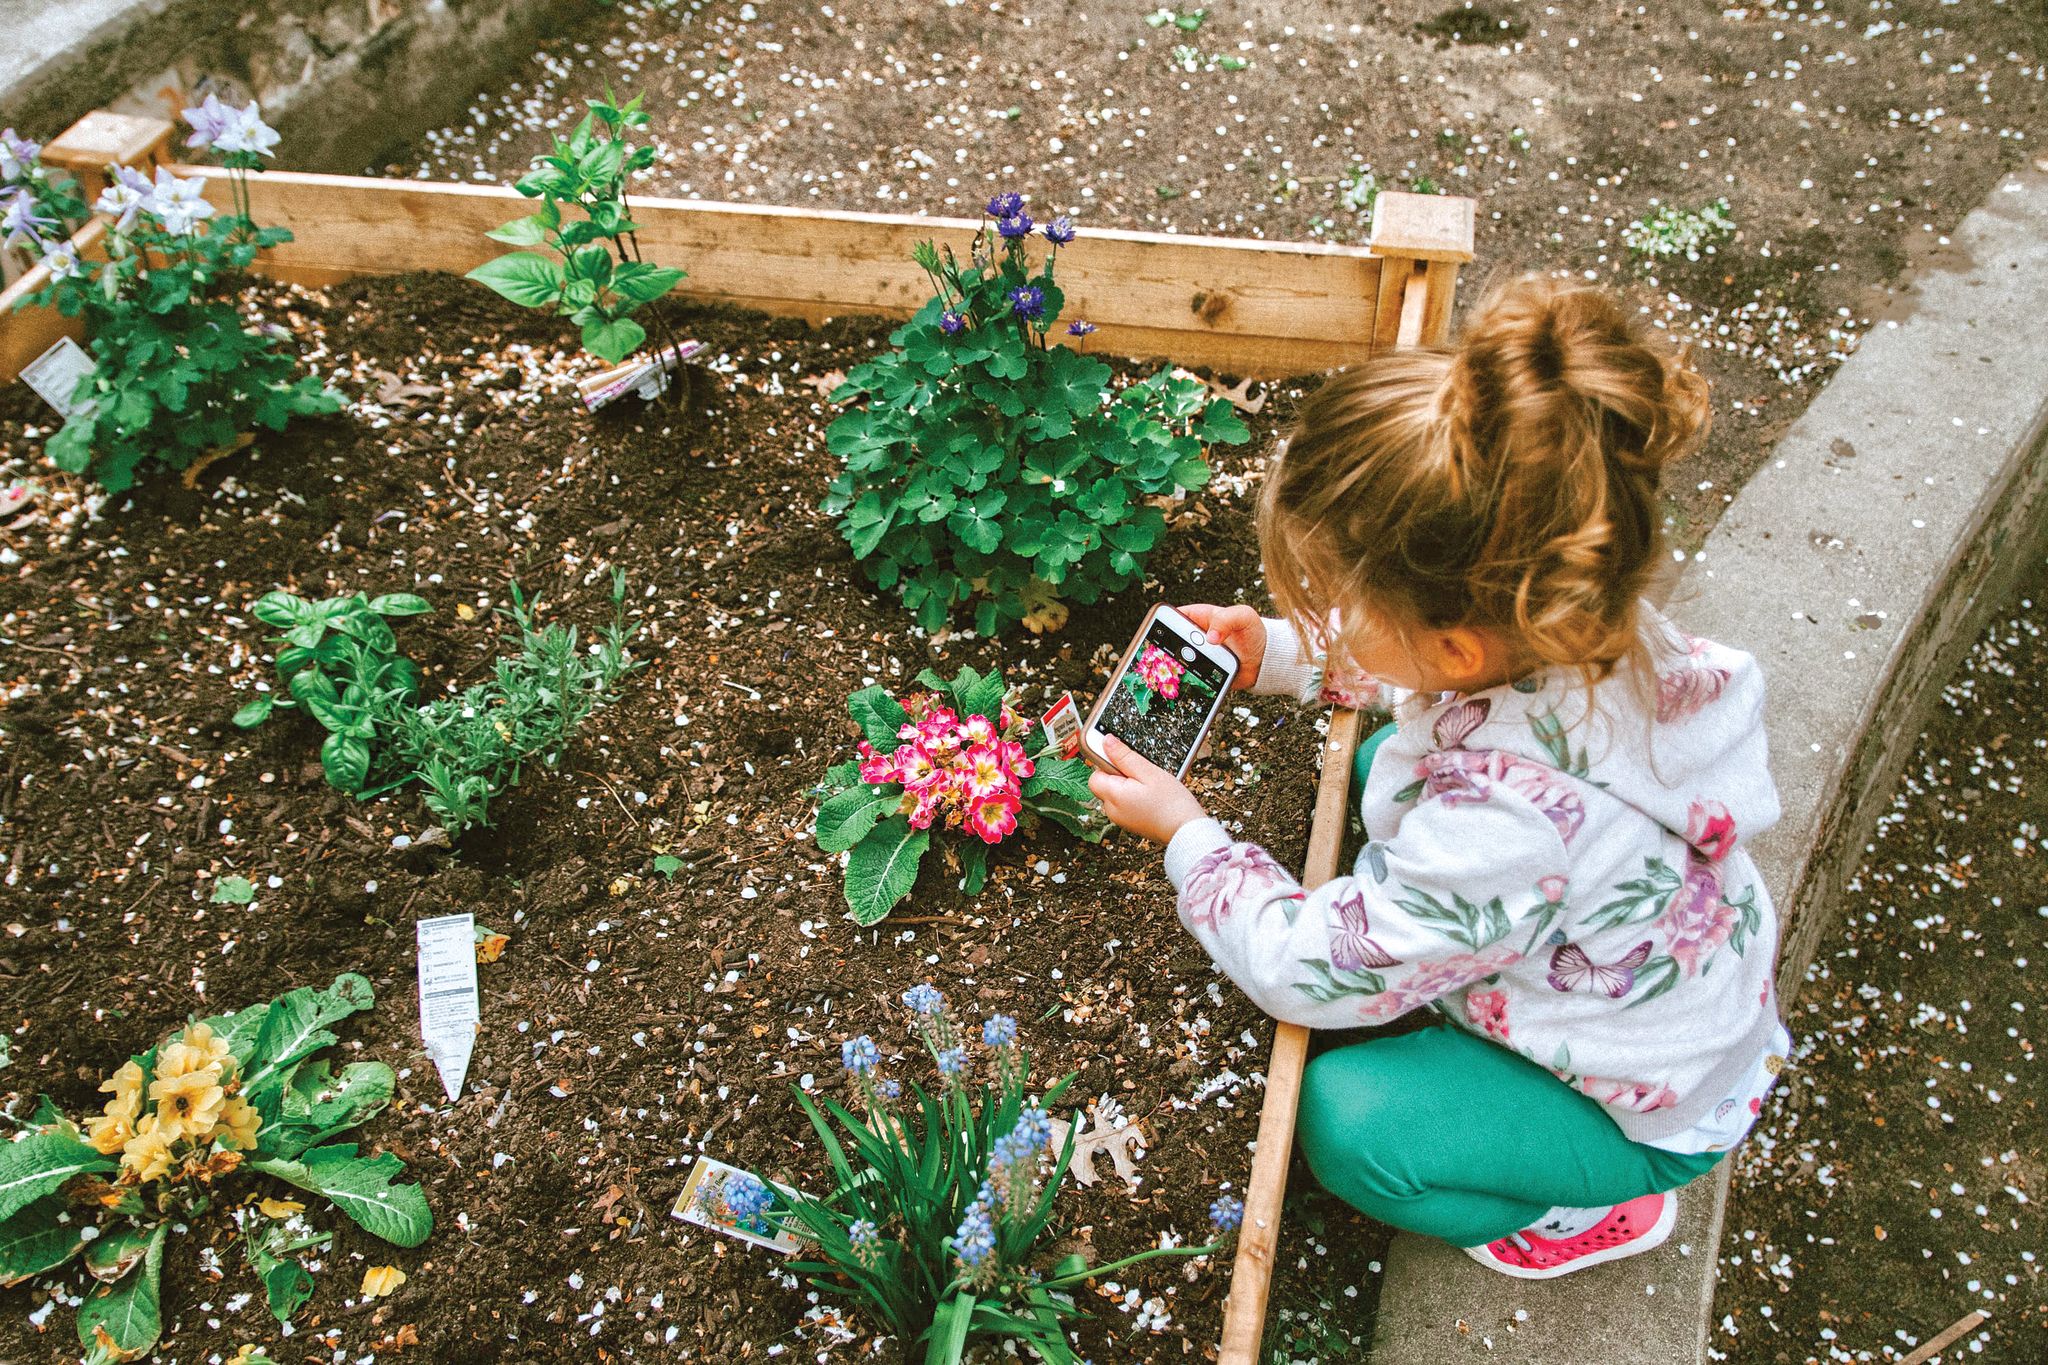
[1329,885,1401,972]
[1546,936,1654,997]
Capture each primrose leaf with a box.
[0,1131,118,1223]
[846,687,909,747]
[239,974,376,1103]
[815,786,900,855]
[0,1194,87,1287]
[842,816,929,926]
[248,1145,432,1248]
[73,1221,167,1361]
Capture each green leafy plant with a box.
[1622,197,1735,262]
[467,89,687,366]
[0,973,430,1362]
[14,102,341,491]
[233,589,430,793]
[816,665,1099,924]
[757,984,1238,1364]
[394,574,641,832]
[824,191,1249,636]
[233,573,640,835]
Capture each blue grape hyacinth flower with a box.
[841,1034,881,1074]
[902,983,947,1014]
[1210,1194,1245,1233]
[981,1013,1017,1048]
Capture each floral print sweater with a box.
[1161,613,1785,1146]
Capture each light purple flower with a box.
[94,177,148,234]
[1007,284,1044,320]
[0,129,38,184]
[147,166,215,236]
[1210,1195,1244,1232]
[0,194,52,251]
[985,191,1024,218]
[1066,320,1096,337]
[214,102,280,159]
[1419,749,1587,845]
[996,213,1035,241]
[938,310,966,335]
[1042,215,1076,245]
[43,241,81,279]
[181,93,234,149]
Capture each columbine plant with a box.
[823,190,1250,636]
[468,89,687,367]
[761,984,1238,1363]
[815,664,1098,924]
[0,974,431,1362]
[0,127,88,256]
[17,98,341,491]
[234,572,640,834]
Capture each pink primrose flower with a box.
[856,741,899,786]
[966,792,1022,844]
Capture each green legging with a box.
[1307,725,1721,1247]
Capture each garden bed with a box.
[0,272,1381,1362]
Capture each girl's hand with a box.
[1179,603,1265,691]
[1087,735,1209,845]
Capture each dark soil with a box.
[1713,552,2048,1365]
[386,0,2048,548]
[0,273,1373,1362]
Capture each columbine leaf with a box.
[0,1194,86,1287]
[0,1130,118,1223]
[74,1221,166,1362]
[842,816,928,925]
[249,1145,432,1248]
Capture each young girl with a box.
[1088,275,1788,1279]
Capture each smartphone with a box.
[1082,604,1240,780]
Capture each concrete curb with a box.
[1369,161,2048,1364]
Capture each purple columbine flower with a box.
[147,166,215,236]
[985,191,1024,218]
[1042,215,1076,245]
[95,177,147,234]
[938,310,966,336]
[996,213,1034,241]
[43,240,81,279]
[1066,321,1096,337]
[1007,285,1045,321]
[0,129,38,184]
[214,102,280,159]
[181,93,234,150]
[0,194,51,251]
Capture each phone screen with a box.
[1096,616,1231,774]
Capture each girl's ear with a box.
[1424,626,1498,689]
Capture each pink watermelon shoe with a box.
[1462,1193,1677,1280]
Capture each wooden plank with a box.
[1217,706,1365,1365]
[169,166,1390,378]
[1372,257,1417,353]
[1419,258,1460,346]
[0,219,106,384]
[1370,191,1477,263]
[1397,266,1431,349]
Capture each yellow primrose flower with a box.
[149,1066,227,1141]
[85,1109,136,1156]
[158,1020,232,1081]
[360,1264,407,1299]
[120,1115,175,1184]
[216,1095,261,1151]
[98,1060,145,1117]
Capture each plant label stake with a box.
[1039,690,1083,760]
[577,340,704,412]
[415,912,480,1101]
[20,335,93,418]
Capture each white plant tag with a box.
[415,912,479,1102]
[21,336,94,418]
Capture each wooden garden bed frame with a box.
[0,110,1473,1364]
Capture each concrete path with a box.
[1370,158,2048,1365]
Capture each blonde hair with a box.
[1258,273,1710,693]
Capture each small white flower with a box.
[44,241,81,279]
[214,102,280,159]
[147,166,215,236]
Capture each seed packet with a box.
[670,1155,803,1254]
[577,340,704,412]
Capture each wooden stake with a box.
[1895,1310,1989,1365]
[1216,706,1363,1365]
